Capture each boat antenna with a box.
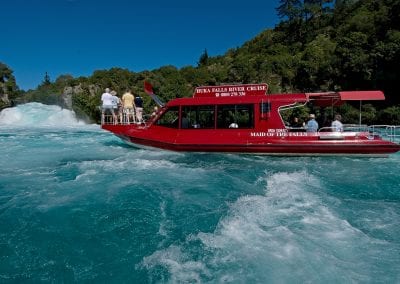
[144,81,165,107]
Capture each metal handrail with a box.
[368,125,400,143]
[318,125,367,133]
[316,125,400,144]
[101,113,146,125]
[342,124,369,132]
[318,126,338,132]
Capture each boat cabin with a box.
[152,83,307,131]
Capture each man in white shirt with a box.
[331,114,344,132]
[306,114,319,132]
[101,88,116,124]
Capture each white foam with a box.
[142,171,376,282]
[74,169,98,181]
[0,102,87,128]
[158,201,169,238]
[140,245,210,283]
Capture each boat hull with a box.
[103,125,400,157]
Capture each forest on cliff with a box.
[1,0,400,124]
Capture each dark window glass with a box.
[181,105,215,129]
[260,102,271,114]
[217,104,254,129]
[156,107,179,128]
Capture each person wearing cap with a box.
[331,114,343,132]
[306,114,319,132]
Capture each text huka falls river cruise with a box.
[102,82,400,157]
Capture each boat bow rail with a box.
[318,125,400,143]
[368,125,400,143]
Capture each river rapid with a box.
[0,103,399,282]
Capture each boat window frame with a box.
[155,106,180,128]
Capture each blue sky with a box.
[2,0,280,90]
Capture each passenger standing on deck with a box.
[331,114,344,132]
[306,114,319,132]
[101,88,116,124]
[134,96,144,124]
[122,90,135,124]
[111,91,121,124]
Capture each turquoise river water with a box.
[0,103,399,283]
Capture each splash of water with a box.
[141,171,400,283]
[0,102,87,127]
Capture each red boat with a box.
[102,82,400,157]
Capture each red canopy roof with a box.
[305,90,385,106]
[338,91,385,100]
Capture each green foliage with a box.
[276,0,302,21]
[360,103,378,125]
[72,87,101,123]
[23,84,63,106]
[297,34,337,90]
[198,49,209,66]
[378,105,400,125]
[0,62,19,102]
[55,74,74,86]
[331,103,358,124]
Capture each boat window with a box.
[260,102,271,114]
[217,104,254,129]
[181,105,215,129]
[156,106,179,128]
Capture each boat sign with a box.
[194,83,268,98]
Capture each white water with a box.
[0,102,87,127]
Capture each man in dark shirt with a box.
[134,96,144,123]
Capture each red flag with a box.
[144,81,154,95]
[143,81,164,107]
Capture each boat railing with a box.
[318,126,343,132]
[101,113,146,125]
[318,125,369,132]
[368,125,400,143]
[318,125,400,143]
[342,124,369,132]
[101,114,115,125]
[317,127,345,140]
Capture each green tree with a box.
[276,0,302,21]
[297,34,337,90]
[378,105,400,125]
[198,49,209,67]
[0,62,19,107]
[43,72,51,85]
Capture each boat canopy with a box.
[306,90,385,106]
[338,91,385,100]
